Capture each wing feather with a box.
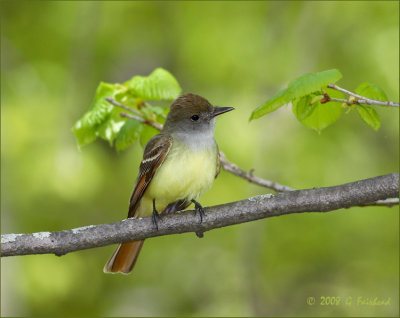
[128,134,172,218]
[215,147,221,179]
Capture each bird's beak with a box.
[212,106,235,117]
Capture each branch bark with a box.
[358,198,399,207]
[1,172,398,258]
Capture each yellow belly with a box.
[139,142,217,216]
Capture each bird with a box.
[104,93,234,274]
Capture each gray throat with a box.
[172,129,217,151]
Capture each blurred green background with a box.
[1,1,399,317]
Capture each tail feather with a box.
[103,240,145,274]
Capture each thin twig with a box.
[219,152,294,192]
[106,97,164,131]
[119,112,146,124]
[120,112,163,131]
[326,96,399,107]
[327,84,399,107]
[327,97,355,105]
[105,97,143,117]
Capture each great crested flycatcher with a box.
[104,93,234,274]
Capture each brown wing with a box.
[128,133,172,218]
[215,147,221,179]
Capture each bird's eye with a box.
[191,115,200,121]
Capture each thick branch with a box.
[1,173,398,258]
[358,198,399,207]
[327,84,400,107]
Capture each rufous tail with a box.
[103,240,145,274]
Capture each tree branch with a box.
[1,173,398,258]
[120,112,163,131]
[105,97,143,117]
[358,198,399,207]
[105,97,164,131]
[327,84,400,107]
[219,152,294,192]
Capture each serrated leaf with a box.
[356,105,381,131]
[286,69,342,100]
[292,88,342,132]
[115,120,143,151]
[249,89,289,121]
[73,122,98,147]
[355,82,388,102]
[73,82,117,146]
[127,68,182,100]
[96,106,127,145]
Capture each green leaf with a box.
[96,106,127,145]
[142,105,168,126]
[286,69,342,100]
[292,95,318,121]
[115,120,143,151]
[73,68,180,150]
[250,69,342,121]
[292,88,342,132]
[355,82,388,101]
[127,68,182,100]
[249,89,289,120]
[356,105,381,131]
[73,82,117,146]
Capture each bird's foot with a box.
[191,199,205,223]
[152,199,161,230]
[195,231,204,238]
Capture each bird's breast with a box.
[145,140,218,205]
